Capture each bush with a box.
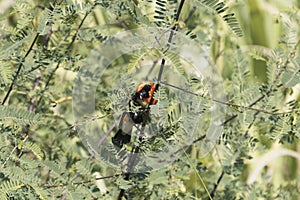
[0,0,300,199]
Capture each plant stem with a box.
[1,34,39,105]
[157,0,186,83]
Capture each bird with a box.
[112,82,158,148]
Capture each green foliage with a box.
[0,105,40,125]
[1,0,300,199]
[0,180,24,200]
[193,0,243,37]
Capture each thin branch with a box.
[221,114,238,126]
[212,98,290,115]
[192,135,206,144]
[1,136,28,168]
[36,63,60,107]
[67,11,90,50]
[160,78,293,144]
[218,38,300,125]
[173,134,206,155]
[157,0,186,83]
[98,120,119,146]
[244,111,259,137]
[160,81,290,116]
[44,113,73,127]
[1,34,39,105]
[145,60,158,80]
[222,38,300,128]
[1,144,18,168]
[209,170,224,199]
[183,6,196,24]
[36,9,92,107]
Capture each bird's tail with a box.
[112,129,131,148]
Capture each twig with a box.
[183,6,196,24]
[222,38,300,125]
[157,0,186,83]
[244,111,259,137]
[221,114,238,126]
[160,73,294,148]
[209,170,224,199]
[145,60,158,80]
[98,120,119,146]
[36,9,92,107]
[67,10,90,50]
[1,136,28,168]
[192,135,206,144]
[234,39,300,135]
[1,34,39,105]
[36,63,60,107]
[160,81,291,116]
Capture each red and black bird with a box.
[112,82,158,148]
